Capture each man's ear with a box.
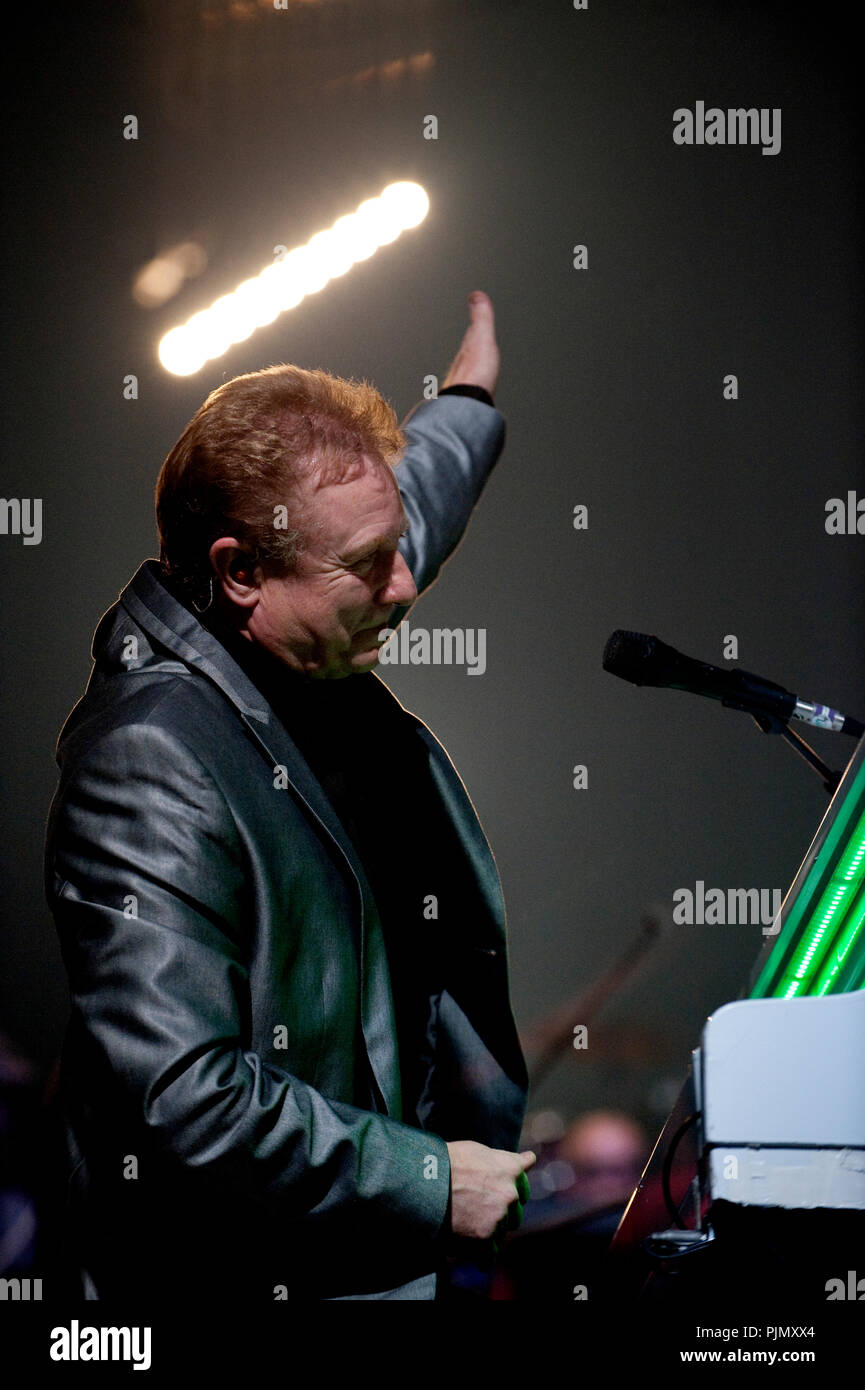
[209,537,261,610]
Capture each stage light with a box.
[133,241,207,309]
[157,181,430,376]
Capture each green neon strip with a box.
[815,889,865,995]
[775,812,865,997]
[749,750,865,1001]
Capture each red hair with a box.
[155,363,405,605]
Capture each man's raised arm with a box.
[393,291,505,610]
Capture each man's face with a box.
[246,455,417,679]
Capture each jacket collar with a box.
[111,560,275,718]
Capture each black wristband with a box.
[438,384,495,408]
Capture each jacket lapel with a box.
[117,562,403,1119]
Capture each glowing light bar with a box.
[777,810,865,997]
[158,181,429,376]
[749,741,865,1000]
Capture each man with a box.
[45,292,533,1302]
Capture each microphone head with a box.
[602,630,663,685]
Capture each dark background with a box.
[1,0,862,1144]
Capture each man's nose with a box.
[377,548,417,608]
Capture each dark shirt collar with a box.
[161,571,380,730]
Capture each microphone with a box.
[602,630,864,738]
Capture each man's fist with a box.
[441,291,500,398]
[445,1139,536,1242]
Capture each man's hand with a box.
[446,1139,536,1244]
[441,291,500,398]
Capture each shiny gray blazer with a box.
[45,394,528,1302]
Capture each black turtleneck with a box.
[170,583,457,1126]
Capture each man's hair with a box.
[155,362,405,604]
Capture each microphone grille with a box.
[602,629,657,683]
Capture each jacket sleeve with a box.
[46,716,452,1288]
[392,392,506,618]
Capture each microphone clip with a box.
[749,711,842,795]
